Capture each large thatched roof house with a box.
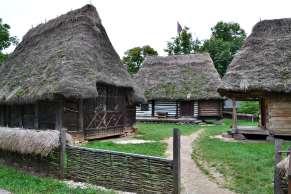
[0,5,143,140]
[219,18,291,137]
[134,53,223,121]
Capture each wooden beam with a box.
[34,102,39,129]
[232,99,238,133]
[175,101,179,118]
[55,100,65,179]
[0,105,4,126]
[173,128,181,194]
[274,138,283,194]
[78,99,84,131]
[151,100,155,117]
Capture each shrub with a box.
[238,101,259,115]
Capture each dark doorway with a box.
[180,101,194,117]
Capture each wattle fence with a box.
[63,128,181,193]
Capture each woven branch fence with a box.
[64,128,181,193]
[0,127,181,193]
[274,138,291,194]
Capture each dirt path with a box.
[165,129,234,194]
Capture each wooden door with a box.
[180,101,194,116]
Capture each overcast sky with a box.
[2,0,291,56]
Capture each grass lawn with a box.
[0,164,114,194]
[85,122,200,157]
[193,119,289,194]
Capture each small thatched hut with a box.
[0,5,143,140]
[219,18,291,137]
[134,53,223,121]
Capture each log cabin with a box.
[219,18,291,137]
[134,54,223,122]
[0,5,144,141]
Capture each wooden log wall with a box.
[193,101,198,118]
[136,103,153,117]
[198,100,222,117]
[154,101,177,117]
[268,97,291,136]
[63,99,78,131]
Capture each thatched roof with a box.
[0,127,72,156]
[0,4,144,104]
[134,53,222,101]
[219,18,291,97]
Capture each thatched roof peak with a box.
[219,18,291,97]
[0,4,144,104]
[134,53,222,101]
[22,4,101,45]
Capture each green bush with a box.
[237,101,259,115]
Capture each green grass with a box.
[135,122,200,140]
[0,164,114,194]
[85,141,166,156]
[193,119,287,194]
[84,122,199,157]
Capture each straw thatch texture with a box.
[220,18,291,95]
[134,53,222,100]
[0,127,72,156]
[0,4,143,104]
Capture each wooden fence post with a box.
[232,99,238,133]
[173,128,181,194]
[275,138,283,194]
[288,148,291,194]
[56,100,65,179]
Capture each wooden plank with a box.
[34,102,39,129]
[270,120,291,128]
[274,138,283,194]
[78,99,84,131]
[232,99,238,133]
[173,128,181,194]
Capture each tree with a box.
[165,27,201,55]
[122,45,158,74]
[0,18,18,64]
[200,21,246,76]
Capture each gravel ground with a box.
[165,129,234,194]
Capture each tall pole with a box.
[173,128,181,194]
[56,99,65,179]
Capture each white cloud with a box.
[1,0,291,56]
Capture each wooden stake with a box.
[173,128,181,194]
[56,100,65,179]
[288,147,291,194]
[274,138,283,194]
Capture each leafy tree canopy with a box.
[200,21,246,76]
[122,45,158,74]
[0,18,18,64]
[165,27,201,55]
[164,21,246,76]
